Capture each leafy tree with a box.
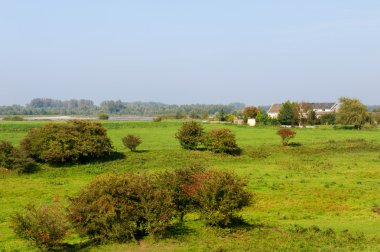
[243,106,259,119]
[201,110,209,120]
[175,121,205,150]
[122,135,142,151]
[277,101,299,126]
[190,110,199,119]
[336,97,369,126]
[218,109,226,121]
[277,129,296,146]
[320,113,336,125]
[204,128,240,155]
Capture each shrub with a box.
[183,169,252,226]
[98,113,109,120]
[204,128,240,155]
[11,203,70,250]
[68,173,175,242]
[2,115,24,121]
[153,116,162,122]
[320,113,336,125]
[277,128,296,146]
[158,163,205,222]
[0,141,38,173]
[122,134,142,151]
[175,121,205,150]
[20,120,113,164]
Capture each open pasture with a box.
[1,121,380,251]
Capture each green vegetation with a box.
[204,128,241,154]
[277,128,297,146]
[97,113,109,120]
[122,134,142,152]
[20,121,114,164]
[1,120,380,251]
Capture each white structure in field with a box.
[247,118,256,127]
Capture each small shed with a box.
[247,118,256,127]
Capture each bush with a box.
[153,116,162,122]
[122,134,142,151]
[2,115,24,121]
[277,128,296,146]
[20,120,113,164]
[204,128,240,155]
[0,141,38,173]
[68,173,175,242]
[98,113,109,120]
[158,163,205,222]
[11,203,70,250]
[320,113,336,125]
[175,121,205,150]
[182,169,252,226]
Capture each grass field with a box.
[1,121,380,251]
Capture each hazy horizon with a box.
[1,1,379,106]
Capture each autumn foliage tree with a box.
[243,106,259,119]
[277,129,296,146]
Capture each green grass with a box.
[1,121,380,251]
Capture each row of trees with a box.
[276,98,375,127]
[0,98,245,117]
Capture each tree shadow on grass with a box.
[131,149,149,153]
[163,222,196,239]
[48,151,126,168]
[288,142,302,147]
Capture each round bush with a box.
[175,121,205,150]
[0,141,38,173]
[277,128,296,146]
[122,134,142,151]
[204,128,240,154]
[20,120,113,164]
[182,169,252,226]
[11,203,69,250]
[68,173,175,241]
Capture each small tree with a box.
[204,128,240,155]
[11,203,69,250]
[175,121,205,150]
[153,116,162,122]
[98,113,109,120]
[243,106,259,119]
[122,134,142,151]
[278,101,299,126]
[336,97,368,127]
[277,129,296,146]
[320,113,336,125]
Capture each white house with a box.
[267,102,339,119]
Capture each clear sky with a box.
[0,1,379,105]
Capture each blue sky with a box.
[0,1,379,105]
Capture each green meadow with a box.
[1,121,380,251]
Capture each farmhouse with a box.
[267,102,339,118]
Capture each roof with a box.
[267,104,282,114]
[267,102,337,114]
[308,103,336,110]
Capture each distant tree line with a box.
[0,98,245,117]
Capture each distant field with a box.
[1,121,380,251]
